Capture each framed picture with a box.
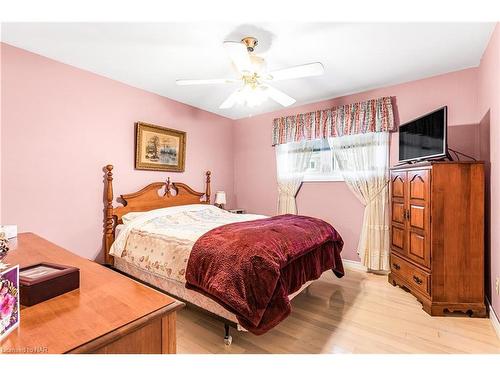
[19,263,67,280]
[0,264,19,341]
[135,122,186,172]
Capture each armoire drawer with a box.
[390,253,431,297]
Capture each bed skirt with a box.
[114,257,312,331]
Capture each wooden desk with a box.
[0,233,184,354]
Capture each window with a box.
[303,139,344,182]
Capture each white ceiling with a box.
[1,22,495,119]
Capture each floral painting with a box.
[135,122,186,172]
[0,264,19,341]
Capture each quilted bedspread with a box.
[185,214,344,335]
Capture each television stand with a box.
[388,161,486,317]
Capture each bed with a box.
[102,165,344,344]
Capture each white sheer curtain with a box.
[329,132,390,271]
[275,141,313,215]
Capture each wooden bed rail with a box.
[103,165,212,266]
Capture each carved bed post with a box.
[104,165,115,266]
[205,171,211,204]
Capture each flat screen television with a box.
[398,106,447,163]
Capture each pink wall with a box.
[0,43,235,261]
[478,24,500,318]
[233,68,480,262]
[2,37,495,315]
[0,43,3,222]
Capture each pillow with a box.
[120,204,217,225]
[121,212,144,224]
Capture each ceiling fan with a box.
[176,37,324,109]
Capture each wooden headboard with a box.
[103,164,211,265]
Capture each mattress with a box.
[112,205,312,328]
[111,204,266,284]
[114,256,239,323]
[115,223,125,237]
[114,256,312,328]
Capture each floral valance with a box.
[272,96,395,146]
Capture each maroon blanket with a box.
[185,214,344,335]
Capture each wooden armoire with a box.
[388,161,486,317]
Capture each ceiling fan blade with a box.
[176,78,239,85]
[263,85,296,107]
[264,62,324,81]
[223,41,253,74]
[219,88,242,109]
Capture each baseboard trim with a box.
[487,299,500,340]
[342,259,367,272]
[342,258,389,275]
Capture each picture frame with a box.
[0,264,19,341]
[135,122,186,172]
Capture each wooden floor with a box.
[176,268,500,354]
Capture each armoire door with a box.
[390,171,407,257]
[406,169,431,268]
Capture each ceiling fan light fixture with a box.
[179,35,323,110]
[241,37,258,52]
[236,84,268,108]
[249,54,266,73]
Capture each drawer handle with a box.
[413,275,423,285]
[392,263,401,270]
